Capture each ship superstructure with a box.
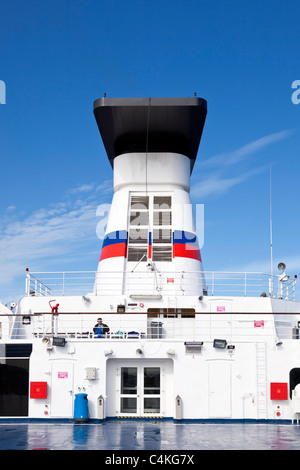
[0,97,300,422]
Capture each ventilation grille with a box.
[127,246,148,262]
[153,196,172,209]
[131,196,149,210]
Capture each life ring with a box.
[139,303,144,308]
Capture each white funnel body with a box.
[95,152,205,296]
[93,97,207,297]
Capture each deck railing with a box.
[0,312,299,342]
[25,270,298,300]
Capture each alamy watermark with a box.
[95,203,205,249]
[0,80,6,104]
[291,80,300,105]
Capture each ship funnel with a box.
[93,97,207,297]
[94,97,207,173]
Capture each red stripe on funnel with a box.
[173,243,202,261]
[100,242,127,262]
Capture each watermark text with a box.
[0,80,6,104]
[291,80,300,105]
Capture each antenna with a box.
[269,165,273,276]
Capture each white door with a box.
[208,360,231,418]
[117,363,162,416]
[51,362,74,418]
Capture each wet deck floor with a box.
[1,420,300,451]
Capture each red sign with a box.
[30,382,47,399]
[270,382,288,400]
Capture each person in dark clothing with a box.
[93,318,110,337]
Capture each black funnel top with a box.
[93,97,207,173]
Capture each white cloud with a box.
[191,166,267,199]
[6,205,16,212]
[0,180,113,289]
[191,129,293,200]
[200,130,293,170]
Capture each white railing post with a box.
[25,274,29,296]
[269,277,273,297]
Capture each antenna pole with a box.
[270,165,273,277]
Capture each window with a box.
[0,344,32,417]
[147,308,195,316]
[152,195,172,262]
[127,194,173,263]
[153,196,171,209]
[129,228,148,244]
[130,212,149,226]
[131,196,149,210]
[152,246,172,262]
[153,229,172,244]
[153,211,172,226]
[127,246,148,262]
[127,195,149,262]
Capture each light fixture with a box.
[278,262,286,272]
[136,348,143,356]
[104,349,113,356]
[185,341,203,353]
[22,316,31,325]
[82,295,91,302]
[275,337,283,347]
[42,336,50,345]
[52,337,66,347]
[166,348,176,356]
[213,339,227,349]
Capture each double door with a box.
[118,363,162,416]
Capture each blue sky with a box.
[0,0,299,303]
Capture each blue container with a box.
[74,393,89,422]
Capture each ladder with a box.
[256,342,267,420]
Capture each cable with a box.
[145,97,151,196]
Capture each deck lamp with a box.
[213,339,227,349]
[52,337,66,347]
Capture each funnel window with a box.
[154,196,172,210]
[153,211,172,226]
[153,229,172,244]
[128,246,148,262]
[130,212,149,226]
[131,195,149,210]
[129,228,148,244]
[152,246,172,262]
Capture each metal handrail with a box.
[24,270,298,300]
[1,312,300,342]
